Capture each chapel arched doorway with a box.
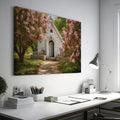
[49,40,54,57]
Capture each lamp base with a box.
[100,91,111,94]
[116,91,120,93]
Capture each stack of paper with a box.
[5,96,34,109]
[55,96,90,105]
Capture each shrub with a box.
[26,46,33,54]
[59,61,80,73]
[0,76,7,95]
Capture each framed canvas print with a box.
[14,6,81,75]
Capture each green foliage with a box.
[54,17,66,36]
[40,49,46,55]
[31,41,38,52]
[59,61,80,73]
[14,58,43,75]
[0,76,7,95]
[25,46,33,54]
[42,50,46,55]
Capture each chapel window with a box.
[50,29,53,33]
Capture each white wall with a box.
[0,0,99,97]
[100,0,120,91]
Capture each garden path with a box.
[38,60,61,74]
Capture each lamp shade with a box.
[89,53,99,69]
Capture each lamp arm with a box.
[104,70,112,91]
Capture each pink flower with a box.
[40,50,43,55]
[65,38,68,43]
[25,27,30,33]
[31,21,34,24]
[63,30,67,37]
[74,31,78,39]
[28,19,32,23]
[70,28,73,34]
[70,53,74,61]
[71,53,74,57]
[21,15,23,20]
[76,53,80,57]
[70,56,72,61]
[39,27,42,33]
[31,26,35,31]
[27,12,30,17]
[17,22,20,25]
[60,48,64,56]
[30,34,37,40]
[69,36,72,40]
[38,35,42,41]
[62,27,65,31]
[22,10,24,14]
[76,45,79,49]
[16,16,18,20]
[67,45,71,50]
[24,21,28,25]
[70,21,74,27]
[62,44,65,49]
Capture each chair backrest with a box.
[93,113,120,120]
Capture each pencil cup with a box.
[32,94,44,102]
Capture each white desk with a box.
[0,93,120,120]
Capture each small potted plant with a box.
[0,76,7,107]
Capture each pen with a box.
[40,87,44,94]
[33,86,36,94]
[39,88,41,94]
[31,86,44,94]
[30,86,34,94]
[35,86,38,94]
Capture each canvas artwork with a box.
[14,6,81,75]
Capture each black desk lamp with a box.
[89,53,99,69]
[89,53,111,93]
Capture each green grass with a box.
[59,61,80,73]
[14,58,43,75]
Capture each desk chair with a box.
[93,113,120,120]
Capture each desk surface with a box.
[0,93,120,120]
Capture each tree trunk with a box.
[19,54,24,63]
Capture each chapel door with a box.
[49,41,54,57]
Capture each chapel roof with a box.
[49,16,63,43]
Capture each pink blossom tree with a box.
[62,19,81,66]
[14,7,49,63]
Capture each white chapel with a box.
[38,17,63,59]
